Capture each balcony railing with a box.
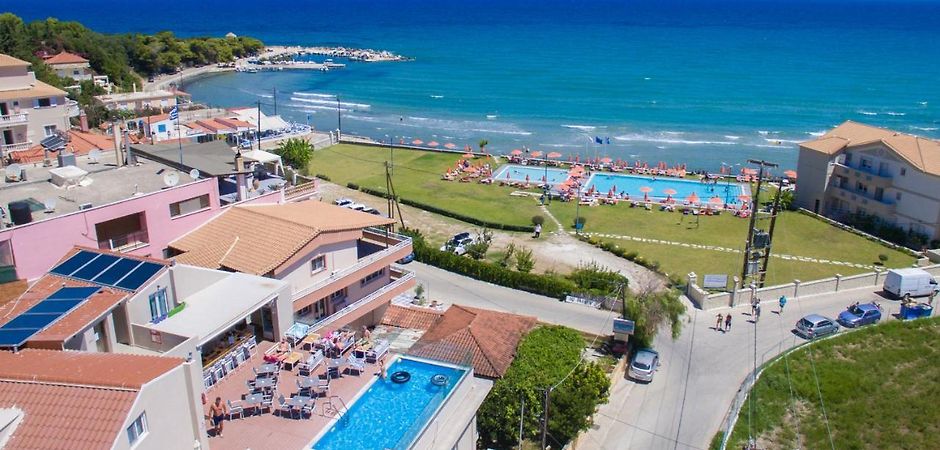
[0,112,28,127]
[98,230,149,252]
[291,229,412,302]
[832,161,892,179]
[66,100,80,118]
[1,141,32,153]
[302,269,415,330]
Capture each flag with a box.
[169,106,179,121]
[594,136,603,144]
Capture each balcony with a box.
[1,141,32,153]
[0,112,28,128]
[300,268,415,332]
[291,228,413,303]
[831,161,892,180]
[97,230,150,252]
[66,100,81,118]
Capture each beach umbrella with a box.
[784,170,797,179]
[547,151,562,159]
[608,188,615,198]
[575,155,580,163]
[525,174,530,183]
[427,141,439,147]
[686,192,700,204]
[738,194,751,202]
[530,151,543,158]
[412,139,424,145]
[444,142,457,149]
[709,196,723,205]
[662,188,677,202]
[639,186,652,201]
[600,157,612,164]
[462,152,475,158]
[511,149,523,156]
[505,171,511,180]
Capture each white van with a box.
[883,268,939,299]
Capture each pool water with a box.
[493,164,570,185]
[312,357,467,450]
[585,173,746,204]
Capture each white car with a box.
[334,198,354,207]
[628,349,660,383]
[440,234,475,256]
[344,203,367,211]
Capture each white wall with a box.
[277,240,359,294]
[126,271,178,326]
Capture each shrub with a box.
[314,173,331,181]
[515,247,535,273]
[877,254,889,265]
[274,138,314,169]
[531,215,545,226]
[465,228,493,260]
[567,262,628,297]
[346,182,359,190]
[498,242,516,268]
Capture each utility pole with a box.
[384,162,405,229]
[273,86,277,115]
[256,101,262,151]
[540,388,550,450]
[518,393,525,450]
[758,180,784,287]
[336,96,342,134]
[739,159,778,287]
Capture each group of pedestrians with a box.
[715,295,789,333]
[715,313,732,332]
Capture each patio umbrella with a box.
[427,141,439,147]
[511,149,523,156]
[525,174,530,183]
[600,157,612,164]
[608,188,615,198]
[462,152,475,158]
[505,171,511,179]
[412,139,424,145]
[547,151,562,159]
[530,151,543,158]
[640,186,652,201]
[709,196,723,205]
[444,142,457,149]
[741,168,757,176]
[686,192,700,204]
[738,194,751,203]
[663,188,677,202]
[784,170,797,179]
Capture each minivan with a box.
[883,268,939,299]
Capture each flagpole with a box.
[174,97,183,165]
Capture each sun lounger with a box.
[298,350,324,377]
[366,339,390,363]
[346,356,365,376]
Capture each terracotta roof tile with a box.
[0,54,30,68]
[0,349,183,389]
[0,80,67,101]
[801,120,940,176]
[381,305,442,330]
[409,306,536,378]
[43,51,89,65]
[170,201,394,274]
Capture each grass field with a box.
[309,144,542,227]
[720,317,940,449]
[547,202,915,285]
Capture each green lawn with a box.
[309,144,542,227]
[547,202,915,285]
[720,317,940,450]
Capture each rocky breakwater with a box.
[305,46,411,62]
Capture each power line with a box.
[673,307,698,450]
[594,411,709,450]
[792,291,835,450]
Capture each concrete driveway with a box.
[580,285,902,450]
[406,261,616,335]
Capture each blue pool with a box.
[493,164,570,185]
[584,173,747,204]
[311,357,467,450]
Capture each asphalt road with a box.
[580,285,903,450]
[406,262,616,335]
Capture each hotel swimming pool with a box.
[311,357,467,450]
[584,173,748,204]
[493,164,570,185]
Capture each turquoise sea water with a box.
[10,0,940,170]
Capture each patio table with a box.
[286,395,313,410]
[298,377,319,389]
[327,357,345,378]
[257,363,279,376]
[253,377,276,390]
[243,393,267,415]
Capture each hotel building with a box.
[0,54,73,158]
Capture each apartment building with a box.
[795,120,940,241]
[167,200,415,333]
[0,349,208,450]
[42,51,93,81]
[0,53,72,158]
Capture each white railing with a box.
[0,113,28,127]
[1,141,32,153]
[291,230,411,302]
[303,270,414,330]
[66,100,80,118]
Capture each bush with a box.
[314,173,331,181]
[498,242,517,268]
[514,247,535,273]
[877,254,889,265]
[531,215,545,226]
[346,182,359,190]
[567,262,628,297]
[274,138,313,169]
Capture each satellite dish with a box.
[88,149,102,163]
[5,164,22,180]
[188,169,200,180]
[43,198,57,212]
[163,171,180,187]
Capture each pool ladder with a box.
[325,395,349,423]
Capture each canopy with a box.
[241,149,284,175]
[427,141,440,147]
[686,192,700,203]
[510,149,523,156]
[662,188,677,196]
[784,170,797,179]
[530,151,543,158]
[639,186,653,193]
[412,139,424,145]
[444,143,457,149]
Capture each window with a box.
[901,168,906,176]
[149,288,169,321]
[310,255,326,273]
[328,288,347,303]
[73,69,80,75]
[896,192,902,201]
[860,158,871,169]
[36,98,52,108]
[126,412,148,445]
[844,153,853,164]
[43,125,57,137]
[157,124,166,133]
[169,194,210,217]
[360,268,385,286]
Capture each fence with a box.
[687,264,940,310]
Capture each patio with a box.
[203,340,389,450]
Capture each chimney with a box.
[112,121,123,166]
[235,151,248,201]
[79,112,89,132]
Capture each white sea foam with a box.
[643,77,651,80]
[561,124,597,131]
[910,126,939,131]
[290,96,370,109]
[764,138,801,144]
[430,95,444,99]
[724,135,741,140]
[287,103,353,113]
[292,91,336,98]
[886,111,906,116]
[614,133,737,146]
[857,110,878,116]
[806,130,826,137]
[918,101,928,106]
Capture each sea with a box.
[8,0,940,171]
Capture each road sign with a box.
[703,274,729,289]
[613,318,635,335]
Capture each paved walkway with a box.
[581,232,877,270]
[577,285,899,450]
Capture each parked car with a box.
[628,348,660,382]
[334,198,354,207]
[361,207,382,216]
[441,236,475,256]
[794,314,839,339]
[345,203,367,211]
[837,303,882,328]
[440,232,472,254]
[883,268,939,300]
[397,252,415,264]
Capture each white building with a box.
[0,53,73,158]
[42,51,93,81]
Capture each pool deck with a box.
[204,341,385,450]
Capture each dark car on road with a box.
[837,303,882,328]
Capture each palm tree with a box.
[478,139,489,153]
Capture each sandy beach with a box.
[143,45,307,92]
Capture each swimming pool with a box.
[311,357,467,450]
[493,164,570,185]
[584,172,747,204]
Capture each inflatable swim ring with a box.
[431,374,448,386]
[391,371,411,383]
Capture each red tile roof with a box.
[409,306,537,378]
[381,304,442,330]
[42,51,89,65]
[10,130,114,164]
[0,349,183,389]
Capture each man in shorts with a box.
[209,396,227,437]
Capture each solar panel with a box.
[46,286,101,300]
[29,299,85,314]
[50,250,98,276]
[72,254,120,280]
[116,262,163,290]
[92,258,143,285]
[0,329,36,348]
[2,313,60,330]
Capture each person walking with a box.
[716,313,724,331]
[533,223,542,238]
[209,397,227,437]
[778,295,788,313]
[725,313,732,331]
[754,303,762,323]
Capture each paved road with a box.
[407,262,616,335]
[580,285,902,450]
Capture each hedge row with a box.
[577,234,685,287]
[411,239,576,299]
[353,185,535,233]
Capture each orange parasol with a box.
[784,170,797,179]
[427,141,439,147]
[686,192,700,203]
[600,157,612,164]
[547,151,562,159]
[412,139,424,145]
[510,149,523,156]
[709,196,723,205]
[444,142,457,149]
[530,151,543,158]
[462,152,475,158]
[662,188,677,196]
[738,194,751,203]
[639,186,652,201]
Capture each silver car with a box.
[794,314,839,339]
[628,348,660,382]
